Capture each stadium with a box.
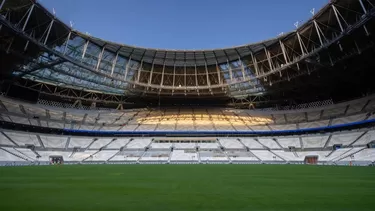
[0,0,375,210]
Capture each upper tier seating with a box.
[1,95,375,133]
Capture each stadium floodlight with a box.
[294,21,299,28]
[310,8,315,15]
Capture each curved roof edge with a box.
[37,0,330,53]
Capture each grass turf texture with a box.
[0,165,375,211]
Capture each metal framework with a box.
[0,0,375,106]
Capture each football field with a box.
[0,164,374,211]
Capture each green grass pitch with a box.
[0,164,375,211]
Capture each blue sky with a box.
[40,0,328,50]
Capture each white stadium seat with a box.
[170,150,198,161]
[301,136,329,148]
[0,148,27,161]
[219,138,244,149]
[250,150,283,161]
[240,138,264,149]
[140,150,170,161]
[150,143,173,149]
[226,150,259,161]
[89,138,113,149]
[69,137,95,148]
[3,132,40,147]
[348,149,375,161]
[0,133,15,146]
[257,138,280,149]
[198,143,219,149]
[126,138,151,149]
[174,143,196,149]
[328,132,363,147]
[298,120,329,129]
[39,135,67,148]
[272,150,303,161]
[105,138,130,149]
[277,137,301,148]
[352,130,375,146]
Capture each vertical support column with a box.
[332,5,344,32]
[204,62,211,88]
[81,40,89,60]
[194,65,199,88]
[227,60,233,81]
[216,62,222,85]
[148,60,155,85]
[358,0,367,14]
[354,40,361,54]
[22,4,35,31]
[111,51,119,76]
[124,57,131,81]
[63,31,72,55]
[279,40,289,64]
[296,32,306,55]
[239,58,246,80]
[363,25,370,36]
[264,47,273,71]
[172,63,176,89]
[24,30,34,51]
[250,52,259,76]
[0,0,6,11]
[43,20,54,45]
[313,20,324,47]
[96,46,105,71]
[6,37,14,53]
[160,61,165,87]
[184,64,187,88]
[136,59,143,83]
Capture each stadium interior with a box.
[0,0,375,167]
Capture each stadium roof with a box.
[1,0,375,108]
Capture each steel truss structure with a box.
[0,0,375,107]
